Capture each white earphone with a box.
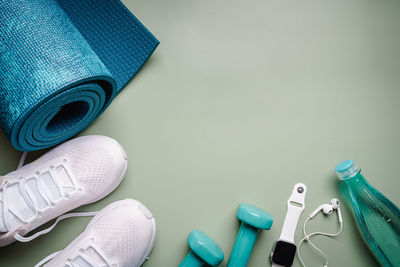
[309,198,342,222]
[297,198,343,267]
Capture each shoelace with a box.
[0,152,96,242]
[2,153,115,267]
[35,238,117,267]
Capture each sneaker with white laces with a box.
[0,135,128,247]
[36,199,157,267]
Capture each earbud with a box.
[330,198,343,223]
[330,198,340,209]
[322,204,334,215]
[298,198,344,267]
[309,199,341,218]
[309,204,332,218]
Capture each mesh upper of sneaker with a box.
[0,135,127,243]
[45,200,155,267]
[88,203,154,266]
[68,142,114,194]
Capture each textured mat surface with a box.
[0,0,159,151]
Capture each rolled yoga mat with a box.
[0,0,159,151]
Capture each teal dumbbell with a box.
[227,204,273,267]
[179,230,224,267]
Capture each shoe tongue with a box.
[38,171,62,203]
[86,246,109,265]
[0,186,31,233]
[1,183,37,231]
[0,173,63,233]
[0,168,73,233]
[72,246,108,266]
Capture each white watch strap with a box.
[279,183,307,243]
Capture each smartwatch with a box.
[270,183,307,267]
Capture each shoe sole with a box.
[140,209,157,266]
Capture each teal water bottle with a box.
[335,160,400,267]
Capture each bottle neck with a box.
[341,171,365,185]
[339,171,368,204]
[337,164,361,180]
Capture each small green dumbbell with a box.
[227,203,273,267]
[179,230,224,267]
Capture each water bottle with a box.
[335,160,400,267]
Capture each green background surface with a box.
[1,0,399,266]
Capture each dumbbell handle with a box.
[179,251,205,267]
[227,223,259,267]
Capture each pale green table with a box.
[1,0,399,266]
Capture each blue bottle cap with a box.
[335,160,360,180]
[187,230,224,266]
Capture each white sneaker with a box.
[0,135,128,247]
[37,199,156,267]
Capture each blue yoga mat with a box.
[0,0,159,151]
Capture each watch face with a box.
[271,240,297,267]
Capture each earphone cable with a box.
[297,216,343,267]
